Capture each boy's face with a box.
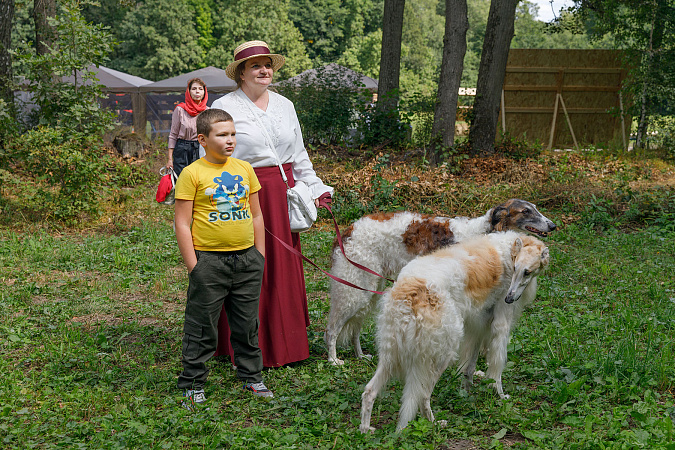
[199,120,236,164]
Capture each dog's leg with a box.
[459,333,481,392]
[324,299,350,366]
[326,279,371,365]
[360,365,390,433]
[485,311,513,399]
[353,279,385,361]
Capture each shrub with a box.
[650,115,675,159]
[16,0,116,138]
[276,65,367,145]
[7,126,107,223]
[357,105,411,149]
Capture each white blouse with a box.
[211,89,333,199]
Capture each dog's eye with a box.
[522,208,531,215]
[524,269,531,276]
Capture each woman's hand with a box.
[166,149,174,170]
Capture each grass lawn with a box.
[1,151,675,448]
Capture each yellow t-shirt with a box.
[175,157,261,251]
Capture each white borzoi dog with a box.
[326,199,556,365]
[359,232,550,433]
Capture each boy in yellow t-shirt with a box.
[175,108,272,409]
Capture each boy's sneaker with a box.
[182,388,208,411]
[243,381,274,398]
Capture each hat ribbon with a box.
[235,46,272,61]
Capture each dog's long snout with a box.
[504,292,516,304]
[547,221,557,232]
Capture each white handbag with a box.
[286,179,317,233]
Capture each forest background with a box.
[9,0,611,98]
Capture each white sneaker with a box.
[243,381,274,398]
[182,388,208,410]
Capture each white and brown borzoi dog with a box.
[326,199,556,365]
[359,232,550,433]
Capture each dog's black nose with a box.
[549,222,557,231]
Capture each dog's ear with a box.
[511,237,523,262]
[491,206,508,232]
[541,247,550,267]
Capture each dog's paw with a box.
[474,370,486,378]
[359,425,376,434]
[359,353,373,360]
[329,357,345,366]
[500,393,511,400]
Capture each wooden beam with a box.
[559,94,580,151]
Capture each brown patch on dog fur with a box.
[332,212,398,250]
[402,219,455,256]
[460,242,503,306]
[368,212,399,222]
[391,277,443,325]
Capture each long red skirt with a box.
[214,163,310,367]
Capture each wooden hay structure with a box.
[501,49,629,149]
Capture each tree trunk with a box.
[468,0,519,156]
[0,0,14,105]
[33,0,57,55]
[429,0,468,166]
[377,0,405,112]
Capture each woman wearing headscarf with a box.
[166,78,208,176]
[211,41,333,367]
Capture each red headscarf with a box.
[176,85,208,117]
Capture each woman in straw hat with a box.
[211,41,333,368]
[166,77,209,176]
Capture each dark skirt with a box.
[214,163,310,367]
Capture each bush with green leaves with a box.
[276,65,369,145]
[356,90,411,147]
[16,0,115,138]
[650,115,675,158]
[8,126,107,223]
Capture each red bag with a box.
[156,167,177,204]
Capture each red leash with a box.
[265,197,393,295]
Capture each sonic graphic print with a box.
[204,171,251,222]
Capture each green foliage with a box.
[399,0,445,98]
[206,0,311,80]
[337,29,382,79]
[356,90,411,147]
[289,0,383,66]
[650,115,675,159]
[0,99,20,151]
[17,0,115,136]
[188,0,216,51]
[6,126,107,223]
[115,0,204,80]
[276,65,369,145]
[494,132,544,160]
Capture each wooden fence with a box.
[500,49,629,149]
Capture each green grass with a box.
[2,146,675,448]
[1,213,674,448]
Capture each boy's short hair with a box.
[197,108,233,137]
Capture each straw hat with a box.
[225,40,285,80]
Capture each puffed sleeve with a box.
[288,103,334,199]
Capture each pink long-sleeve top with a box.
[168,106,200,149]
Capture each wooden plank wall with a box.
[502,49,629,149]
